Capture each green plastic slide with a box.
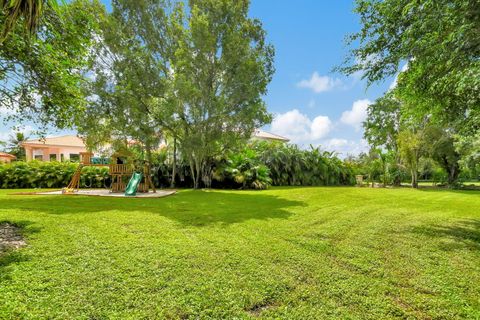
[125,172,143,196]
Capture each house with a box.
[0,152,16,163]
[251,130,289,143]
[22,135,87,162]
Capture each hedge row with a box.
[0,161,109,189]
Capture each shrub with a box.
[252,141,355,186]
[0,161,109,189]
[213,149,272,190]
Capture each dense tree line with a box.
[339,0,480,188]
[0,141,355,189]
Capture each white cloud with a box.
[311,116,331,140]
[297,72,343,93]
[340,99,371,130]
[0,106,14,118]
[0,99,19,118]
[271,109,332,144]
[324,138,349,149]
[320,138,369,158]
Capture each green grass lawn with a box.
[1,187,479,319]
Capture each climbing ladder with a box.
[63,164,83,193]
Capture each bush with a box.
[252,141,355,186]
[0,161,109,189]
[213,148,272,190]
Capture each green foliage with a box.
[0,161,109,188]
[423,126,462,187]
[340,0,479,133]
[346,150,408,187]
[0,0,105,130]
[79,0,169,158]
[213,148,271,190]
[364,93,401,151]
[80,0,275,190]
[252,141,355,186]
[397,128,426,188]
[456,132,480,180]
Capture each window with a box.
[69,154,80,162]
[50,154,57,161]
[34,155,43,160]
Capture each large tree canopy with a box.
[339,0,480,133]
[0,0,104,130]
[78,0,175,159]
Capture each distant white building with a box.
[251,129,289,143]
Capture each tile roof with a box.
[0,152,16,159]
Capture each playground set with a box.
[63,152,156,196]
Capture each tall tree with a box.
[397,128,426,188]
[363,93,402,185]
[166,0,274,188]
[364,93,401,151]
[79,0,175,161]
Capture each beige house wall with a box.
[24,145,86,162]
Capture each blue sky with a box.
[249,1,393,155]
[0,0,394,156]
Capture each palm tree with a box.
[0,0,58,42]
[7,131,28,160]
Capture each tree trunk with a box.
[145,141,153,164]
[447,164,460,187]
[194,160,202,189]
[411,169,418,188]
[393,155,402,186]
[383,163,387,187]
[170,137,177,188]
[189,158,197,189]
[201,162,212,188]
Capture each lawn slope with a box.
[0,187,479,319]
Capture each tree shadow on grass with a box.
[1,190,306,226]
[409,219,480,251]
[0,220,41,281]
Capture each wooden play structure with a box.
[63,152,156,194]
